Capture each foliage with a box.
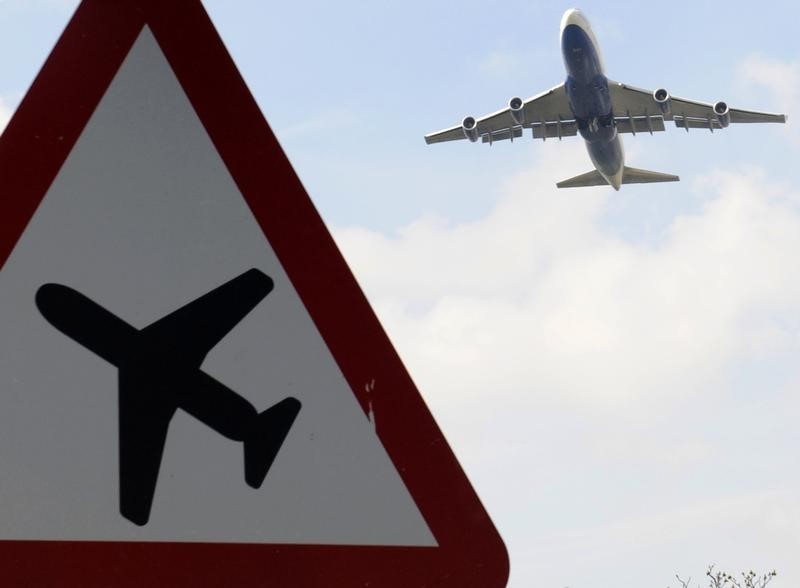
[671,565,777,588]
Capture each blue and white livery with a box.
[425,9,787,190]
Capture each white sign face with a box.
[0,27,435,546]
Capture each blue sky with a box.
[2,1,800,587]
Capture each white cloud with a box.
[334,147,800,412]
[516,488,800,587]
[332,146,800,587]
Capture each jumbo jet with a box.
[425,8,787,189]
[36,268,301,526]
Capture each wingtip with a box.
[243,268,274,296]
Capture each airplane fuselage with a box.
[560,10,624,189]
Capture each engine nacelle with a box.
[713,100,730,128]
[462,116,479,142]
[509,96,525,125]
[653,88,672,117]
[653,88,671,116]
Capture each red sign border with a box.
[0,1,509,586]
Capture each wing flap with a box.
[532,119,578,140]
[615,114,666,134]
[480,119,580,143]
[674,116,722,131]
[481,127,524,143]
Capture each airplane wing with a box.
[141,268,274,366]
[424,83,577,144]
[607,80,787,131]
[118,376,175,526]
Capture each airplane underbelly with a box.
[587,135,623,177]
[578,121,616,143]
[567,77,612,121]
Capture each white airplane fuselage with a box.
[560,9,624,189]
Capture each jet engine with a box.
[713,101,730,128]
[509,96,525,125]
[462,116,479,142]
[653,88,671,116]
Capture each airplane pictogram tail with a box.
[244,397,302,488]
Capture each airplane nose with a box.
[560,8,586,32]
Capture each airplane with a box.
[424,8,787,190]
[35,268,301,526]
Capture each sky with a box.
[1,1,799,587]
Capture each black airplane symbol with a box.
[35,268,301,526]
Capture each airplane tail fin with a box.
[243,397,302,488]
[556,166,679,189]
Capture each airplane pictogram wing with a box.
[118,372,176,526]
[140,268,274,366]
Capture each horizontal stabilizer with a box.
[556,166,679,189]
[621,166,679,184]
[244,397,302,489]
[556,169,606,188]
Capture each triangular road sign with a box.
[0,1,508,586]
